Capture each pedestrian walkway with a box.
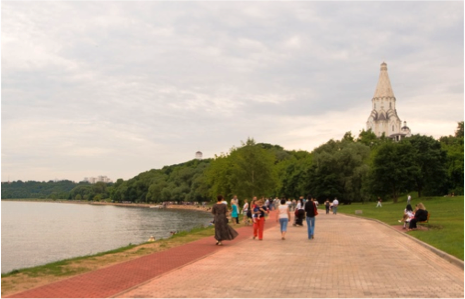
[7,212,464,298]
[5,218,275,298]
[117,213,463,298]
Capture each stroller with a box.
[294,209,305,226]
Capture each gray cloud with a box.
[2,1,463,182]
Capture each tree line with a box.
[2,122,463,204]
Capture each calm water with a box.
[1,201,212,273]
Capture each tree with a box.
[305,138,371,203]
[401,135,448,197]
[455,121,464,138]
[275,151,313,199]
[228,138,278,200]
[204,138,278,202]
[204,153,233,200]
[369,142,416,202]
[439,122,464,195]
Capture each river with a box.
[1,201,212,273]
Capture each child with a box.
[398,204,415,229]
[253,204,261,223]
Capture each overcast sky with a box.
[2,1,464,183]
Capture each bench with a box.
[419,212,430,224]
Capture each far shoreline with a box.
[1,199,212,213]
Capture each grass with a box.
[337,195,464,260]
[1,243,140,278]
[0,224,221,297]
[1,225,219,278]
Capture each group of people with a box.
[211,194,325,245]
[398,202,428,231]
[323,198,339,214]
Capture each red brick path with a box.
[7,214,278,298]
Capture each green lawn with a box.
[337,195,464,260]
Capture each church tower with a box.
[366,62,411,141]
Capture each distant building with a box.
[366,62,411,141]
[195,151,203,160]
[83,176,112,184]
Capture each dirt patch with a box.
[392,224,430,233]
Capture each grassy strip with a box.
[1,224,221,296]
[1,244,139,278]
[337,195,464,260]
[2,225,217,277]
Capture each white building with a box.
[366,62,411,141]
[83,176,112,184]
[195,151,203,160]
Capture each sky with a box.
[2,1,464,183]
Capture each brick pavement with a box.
[117,213,464,298]
[6,212,464,298]
[5,216,276,298]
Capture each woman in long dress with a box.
[211,195,239,245]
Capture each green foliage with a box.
[306,138,371,203]
[229,138,278,199]
[109,159,213,203]
[275,151,313,199]
[370,142,415,202]
[1,180,91,200]
[455,121,464,138]
[401,135,448,197]
[439,121,464,195]
[3,123,463,204]
[205,138,278,202]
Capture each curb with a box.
[343,213,464,270]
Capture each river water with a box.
[1,201,212,273]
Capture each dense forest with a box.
[2,122,463,204]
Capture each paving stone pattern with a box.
[7,212,463,298]
[117,213,463,298]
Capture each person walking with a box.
[304,195,318,239]
[376,197,383,208]
[231,200,239,224]
[253,199,268,240]
[407,194,411,205]
[324,199,330,214]
[242,199,249,225]
[276,198,291,240]
[293,198,305,226]
[211,195,238,245]
[332,198,339,214]
[286,198,292,211]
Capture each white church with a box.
[366,62,411,141]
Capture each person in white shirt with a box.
[286,198,292,211]
[242,199,250,225]
[332,198,339,214]
[276,198,291,240]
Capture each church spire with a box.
[373,62,395,99]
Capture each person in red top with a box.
[253,198,268,240]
